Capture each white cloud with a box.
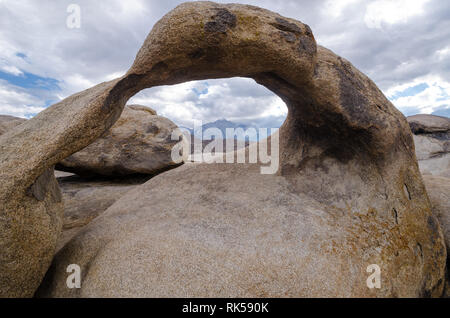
[118,0,147,16]
[436,46,450,60]
[0,39,28,76]
[129,81,207,126]
[0,0,448,122]
[387,75,450,115]
[364,0,431,29]
[61,74,95,94]
[0,65,23,76]
[324,0,361,18]
[129,78,287,128]
[0,80,45,118]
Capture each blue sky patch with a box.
[192,82,209,96]
[390,83,429,100]
[0,70,60,91]
[15,52,27,59]
[24,112,38,119]
[432,106,450,117]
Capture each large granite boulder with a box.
[408,114,450,177]
[0,115,26,135]
[57,105,184,177]
[36,2,446,298]
[0,77,136,296]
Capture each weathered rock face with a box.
[422,175,450,297]
[0,164,63,298]
[0,115,26,135]
[1,108,65,299]
[423,176,450,259]
[408,114,450,134]
[57,105,183,177]
[0,79,132,296]
[408,114,450,177]
[35,2,446,298]
[408,115,450,297]
[55,174,146,252]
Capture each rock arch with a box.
[0,2,446,297]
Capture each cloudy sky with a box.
[0,0,449,129]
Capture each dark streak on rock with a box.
[420,275,443,298]
[298,36,316,55]
[272,17,302,34]
[188,49,205,59]
[420,273,433,298]
[304,24,313,36]
[416,242,424,260]
[334,59,370,127]
[427,215,441,245]
[146,125,159,134]
[280,31,296,43]
[392,208,398,224]
[204,8,237,33]
[427,215,439,233]
[404,183,412,200]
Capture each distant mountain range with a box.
[180,119,273,141]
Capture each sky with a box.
[0,0,449,129]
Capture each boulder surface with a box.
[422,175,450,297]
[0,74,135,297]
[408,115,450,297]
[57,105,183,176]
[423,176,450,260]
[0,115,26,135]
[407,114,450,177]
[36,2,446,298]
[55,174,147,252]
[408,114,450,134]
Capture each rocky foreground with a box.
[406,114,450,297]
[0,2,448,298]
